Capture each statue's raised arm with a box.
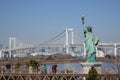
[81,16,87,37]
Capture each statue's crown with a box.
[87,26,92,32]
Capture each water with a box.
[46,62,120,74]
[101,62,120,73]
[46,62,82,74]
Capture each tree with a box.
[87,66,99,80]
[15,62,21,69]
[27,59,38,73]
[27,59,38,68]
[15,62,21,73]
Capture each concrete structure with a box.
[81,62,102,74]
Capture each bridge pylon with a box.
[9,37,16,58]
[65,28,74,54]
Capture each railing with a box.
[0,73,119,80]
[0,66,119,80]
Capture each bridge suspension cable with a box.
[47,34,66,44]
[41,30,66,44]
[74,31,84,44]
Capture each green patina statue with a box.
[81,16,99,63]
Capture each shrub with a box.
[15,62,21,68]
[27,59,38,68]
[87,66,99,80]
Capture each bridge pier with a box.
[81,62,102,74]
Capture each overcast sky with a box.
[0,0,120,47]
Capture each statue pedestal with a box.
[81,62,102,74]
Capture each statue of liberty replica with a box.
[81,16,101,75]
[81,16,99,63]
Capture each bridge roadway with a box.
[2,43,120,52]
[0,58,119,65]
[1,44,83,52]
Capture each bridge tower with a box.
[9,37,16,58]
[65,28,74,54]
[114,43,117,57]
[0,50,2,58]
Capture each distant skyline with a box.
[1,0,120,47]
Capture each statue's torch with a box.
[81,16,85,26]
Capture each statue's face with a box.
[87,27,92,32]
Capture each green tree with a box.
[27,59,38,68]
[15,62,21,73]
[27,59,38,73]
[87,66,99,80]
[15,62,21,69]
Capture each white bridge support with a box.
[65,28,74,54]
[97,43,120,57]
[114,43,117,57]
[9,37,16,58]
[0,50,2,58]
